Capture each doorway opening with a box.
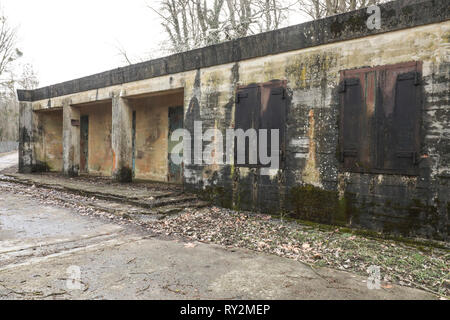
[77,101,113,176]
[127,88,184,184]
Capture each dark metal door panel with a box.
[168,106,184,183]
[260,80,287,168]
[377,63,421,174]
[339,61,422,175]
[80,115,89,173]
[339,76,363,171]
[235,84,260,167]
[391,71,421,171]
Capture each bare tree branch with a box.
[146,0,295,54]
[0,13,21,78]
[296,0,386,20]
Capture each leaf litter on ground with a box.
[1,181,448,298]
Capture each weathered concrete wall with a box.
[79,102,113,176]
[111,93,133,182]
[62,100,80,176]
[131,92,184,182]
[34,110,63,172]
[182,21,450,240]
[18,101,34,173]
[17,0,450,240]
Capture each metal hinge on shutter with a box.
[397,72,421,85]
[338,78,359,93]
[236,92,248,103]
[396,151,419,165]
[271,87,286,99]
[339,148,358,162]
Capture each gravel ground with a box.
[1,180,448,298]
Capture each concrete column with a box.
[18,101,34,173]
[62,99,80,176]
[112,90,133,182]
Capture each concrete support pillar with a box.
[112,91,133,182]
[18,101,34,173]
[62,99,80,176]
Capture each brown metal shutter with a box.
[391,71,421,173]
[260,80,287,167]
[339,76,363,171]
[377,62,422,175]
[339,61,422,175]
[235,84,260,166]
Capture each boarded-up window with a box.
[235,80,287,167]
[339,61,422,175]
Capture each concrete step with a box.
[0,174,210,221]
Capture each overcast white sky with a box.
[2,0,306,88]
[2,0,164,87]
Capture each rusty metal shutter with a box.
[339,77,363,171]
[235,84,260,166]
[389,70,421,173]
[260,81,287,167]
[339,61,422,175]
[377,62,422,175]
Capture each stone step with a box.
[1,174,202,209]
[0,174,210,221]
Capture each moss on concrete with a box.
[289,184,342,224]
[32,161,50,173]
[201,186,233,208]
[113,167,133,183]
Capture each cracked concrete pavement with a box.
[0,152,435,299]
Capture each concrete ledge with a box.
[17,0,450,102]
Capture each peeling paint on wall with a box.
[302,109,322,187]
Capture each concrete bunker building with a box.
[17,0,450,240]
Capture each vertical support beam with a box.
[112,90,133,182]
[63,99,80,176]
[18,101,34,173]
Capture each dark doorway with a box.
[168,106,183,183]
[132,110,136,177]
[80,115,89,173]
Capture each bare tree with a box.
[147,0,200,53]
[252,0,297,33]
[114,40,156,66]
[223,0,253,39]
[146,0,295,55]
[0,11,22,83]
[122,0,380,61]
[0,63,39,144]
[0,8,39,145]
[296,0,383,20]
[16,63,39,90]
